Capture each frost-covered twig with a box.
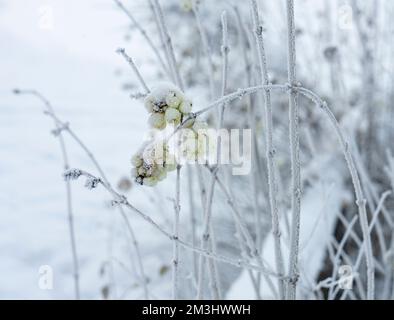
[149,0,185,300]
[251,0,286,299]
[116,48,150,93]
[148,0,172,79]
[196,169,219,299]
[340,190,391,299]
[197,12,229,300]
[64,168,286,278]
[172,165,181,299]
[186,166,198,282]
[150,0,184,90]
[14,89,80,299]
[298,87,375,300]
[193,84,288,117]
[353,143,394,229]
[285,0,302,300]
[16,89,149,299]
[351,0,377,170]
[211,169,278,298]
[233,6,263,298]
[165,84,288,143]
[192,1,216,99]
[352,143,390,263]
[327,215,358,299]
[113,0,169,75]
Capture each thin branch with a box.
[150,0,184,90]
[172,165,181,299]
[117,48,150,93]
[192,1,216,99]
[298,86,375,300]
[285,0,302,300]
[14,89,80,299]
[251,0,286,299]
[15,89,149,299]
[113,0,169,75]
[64,168,287,279]
[197,11,230,300]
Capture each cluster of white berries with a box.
[144,83,193,130]
[132,82,211,186]
[131,141,177,187]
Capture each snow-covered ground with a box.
[0,0,178,299]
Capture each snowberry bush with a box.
[17,0,394,300]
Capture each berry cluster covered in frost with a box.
[132,82,211,186]
[144,83,193,130]
[131,140,176,187]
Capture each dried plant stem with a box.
[172,165,181,299]
[186,166,198,282]
[16,89,149,299]
[194,84,288,116]
[148,0,172,76]
[251,0,286,299]
[328,238,366,299]
[192,1,216,99]
[197,12,229,300]
[196,170,217,299]
[174,30,379,300]
[150,0,185,299]
[194,167,221,300]
[233,5,263,298]
[340,190,391,299]
[15,90,80,299]
[298,87,375,300]
[223,167,262,299]
[352,144,389,261]
[353,143,394,228]
[351,0,377,170]
[61,141,81,300]
[117,48,150,93]
[66,169,285,278]
[113,0,169,75]
[151,0,184,90]
[328,215,359,299]
[211,169,279,298]
[285,0,302,300]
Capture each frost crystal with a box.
[84,177,100,190]
[64,169,82,181]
